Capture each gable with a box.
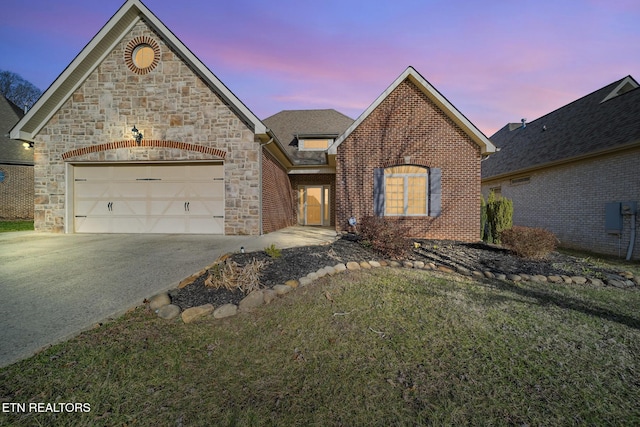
[329,66,495,156]
[10,0,266,142]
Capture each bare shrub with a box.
[358,216,409,259]
[205,258,268,294]
[501,226,558,259]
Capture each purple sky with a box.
[1,0,638,135]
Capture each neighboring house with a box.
[482,76,640,259]
[10,0,495,240]
[0,96,32,220]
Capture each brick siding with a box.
[336,79,482,241]
[261,149,296,233]
[33,21,260,234]
[482,147,640,259]
[0,164,34,220]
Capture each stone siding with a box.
[482,147,640,259]
[336,79,482,241]
[0,164,34,220]
[33,21,260,234]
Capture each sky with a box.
[1,0,639,136]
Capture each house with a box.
[0,96,32,220]
[482,76,640,259]
[10,0,495,240]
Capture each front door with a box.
[298,186,329,226]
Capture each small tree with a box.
[486,191,513,244]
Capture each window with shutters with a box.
[384,165,428,216]
[373,166,441,218]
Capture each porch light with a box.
[22,142,34,150]
[131,125,143,145]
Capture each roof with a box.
[329,66,496,155]
[263,109,354,165]
[482,76,640,180]
[0,96,31,165]
[10,0,266,142]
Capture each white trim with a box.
[328,66,496,155]
[600,76,639,103]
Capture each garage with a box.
[73,163,224,234]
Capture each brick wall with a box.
[33,21,260,234]
[261,149,296,233]
[289,174,336,226]
[336,79,482,241]
[482,147,640,259]
[0,164,34,220]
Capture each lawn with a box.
[0,221,33,232]
[1,267,639,426]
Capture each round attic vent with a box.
[125,36,160,75]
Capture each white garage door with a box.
[73,163,224,234]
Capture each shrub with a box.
[264,243,282,259]
[358,216,409,259]
[486,191,513,244]
[501,226,558,259]
[480,195,488,242]
[205,258,268,294]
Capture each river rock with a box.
[149,293,171,310]
[213,304,237,319]
[182,304,214,323]
[273,284,293,295]
[157,304,181,320]
[239,290,264,311]
[346,261,361,271]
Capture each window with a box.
[384,165,428,216]
[299,139,331,151]
[125,36,160,75]
[133,45,155,68]
[0,169,5,183]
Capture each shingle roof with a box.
[263,109,354,165]
[0,96,31,165]
[482,76,640,179]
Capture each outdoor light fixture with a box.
[22,142,34,150]
[131,125,143,145]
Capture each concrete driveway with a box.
[0,227,337,367]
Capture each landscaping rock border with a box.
[149,252,637,322]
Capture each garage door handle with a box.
[107,202,113,212]
[184,202,190,212]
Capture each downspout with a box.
[258,136,274,236]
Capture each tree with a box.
[0,70,42,111]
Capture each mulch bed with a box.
[170,235,628,309]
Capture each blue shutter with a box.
[373,168,384,216]
[429,168,441,217]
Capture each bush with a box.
[205,258,268,294]
[358,216,409,259]
[486,191,513,244]
[501,226,558,259]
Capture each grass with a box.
[0,220,33,232]
[1,268,639,426]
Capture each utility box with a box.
[621,201,638,215]
[605,202,622,234]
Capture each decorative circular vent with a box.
[125,36,160,75]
